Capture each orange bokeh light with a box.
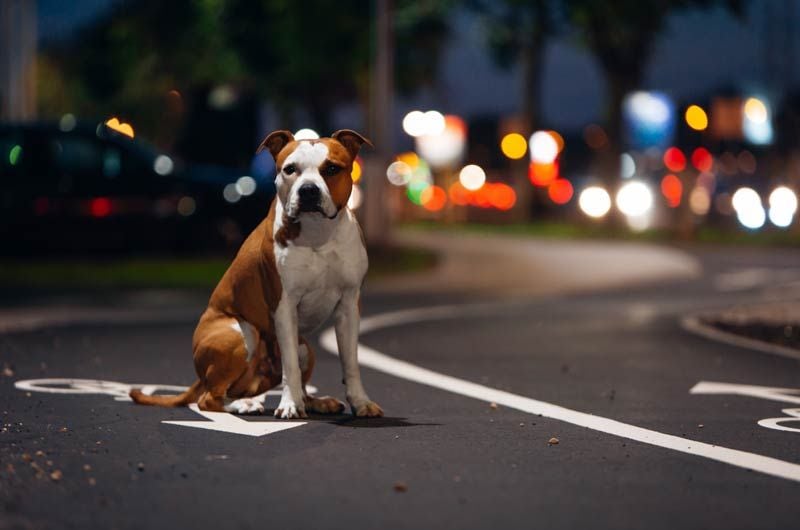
[421,185,447,211]
[528,161,559,186]
[660,174,683,208]
[486,183,516,210]
[548,179,574,205]
[448,182,471,206]
[663,147,686,172]
[547,130,565,153]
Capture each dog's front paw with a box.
[274,399,307,419]
[353,400,384,418]
[225,397,266,415]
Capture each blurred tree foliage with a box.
[469,0,561,133]
[38,0,453,146]
[565,0,745,158]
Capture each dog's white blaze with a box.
[280,141,336,218]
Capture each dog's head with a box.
[258,130,372,220]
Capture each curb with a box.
[681,314,800,362]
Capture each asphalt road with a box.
[2,245,800,530]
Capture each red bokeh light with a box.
[421,185,447,212]
[547,179,574,205]
[663,147,686,172]
[90,197,113,217]
[660,174,683,208]
[691,147,713,172]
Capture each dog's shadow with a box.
[266,410,438,429]
[329,415,439,429]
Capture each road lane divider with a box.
[320,304,800,484]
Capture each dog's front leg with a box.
[335,289,383,417]
[274,297,307,419]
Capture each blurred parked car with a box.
[0,121,275,255]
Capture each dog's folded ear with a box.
[332,130,373,158]
[257,130,295,159]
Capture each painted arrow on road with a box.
[163,404,306,437]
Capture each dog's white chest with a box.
[274,211,367,333]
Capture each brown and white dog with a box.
[130,130,383,419]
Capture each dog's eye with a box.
[283,164,297,175]
[322,164,340,177]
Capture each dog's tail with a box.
[129,380,203,407]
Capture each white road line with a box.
[320,305,800,484]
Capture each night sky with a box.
[36,0,795,132]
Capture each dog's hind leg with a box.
[299,339,346,415]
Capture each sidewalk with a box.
[369,228,702,297]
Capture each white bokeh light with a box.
[529,131,558,164]
[294,128,320,140]
[616,181,653,217]
[459,164,486,191]
[732,187,766,229]
[579,186,612,218]
[768,186,797,228]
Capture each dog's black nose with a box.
[298,184,321,210]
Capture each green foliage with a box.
[39,0,454,137]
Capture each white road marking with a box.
[15,378,318,438]
[690,381,800,405]
[163,404,306,437]
[691,381,800,434]
[758,410,800,433]
[320,305,800,483]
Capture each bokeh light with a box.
[529,131,558,164]
[732,187,765,229]
[235,176,257,196]
[348,184,363,210]
[105,117,134,138]
[386,161,412,186]
[294,128,319,140]
[660,174,682,208]
[616,181,653,217]
[690,147,713,172]
[663,147,686,172]
[743,97,767,123]
[583,124,609,150]
[620,153,636,179]
[689,187,711,215]
[59,113,76,132]
[402,110,446,137]
[420,185,447,211]
[500,133,527,159]
[685,105,708,131]
[768,186,798,228]
[153,155,174,176]
[528,161,558,187]
[486,183,516,210]
[415,115,466,168]
[742,96,773,145]
[579,186,612,218]
[459,164,486,191]
[548,179,574,205]
[407,179,430,206]
[351,159,362,183]
[8,145,21,166]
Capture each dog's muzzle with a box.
[297,184,322,213]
